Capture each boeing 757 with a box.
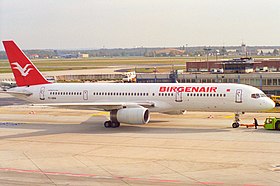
[1,41,275,128]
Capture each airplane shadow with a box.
[0,97,27,106]
[0,116,230,140]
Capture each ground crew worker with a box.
[254,118,258,129]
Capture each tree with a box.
[220,46,227,55]
[273,49,279,56]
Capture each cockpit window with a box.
[251,93,260,98]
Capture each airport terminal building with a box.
[137,58,280,95]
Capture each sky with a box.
[1,0,280,50]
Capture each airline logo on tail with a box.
[11,62,33,77]
[3,40,50,86]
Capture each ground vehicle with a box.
[122,72,136,83]
[264,117,280,130]
[270,95,280,106]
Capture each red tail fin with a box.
[3,41,50,87]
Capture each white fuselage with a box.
[11,83,275,113]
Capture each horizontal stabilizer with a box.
[0,90,33,100]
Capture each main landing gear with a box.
[104,120,120,128]
[232,112,243,128]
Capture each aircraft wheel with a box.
[116,122,120,128]
[104,121,112,128]
[111,121,120,128]
[275,121,280,130]
[232,122,240,128]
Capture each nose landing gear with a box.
[232,113,242,128]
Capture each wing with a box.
[33,101,155,111]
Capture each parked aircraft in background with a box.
[0,80,17,90]
[1,41,275,128]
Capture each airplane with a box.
[1,40,275,128]
[0,80,17,90]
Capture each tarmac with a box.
[0,93,280,185]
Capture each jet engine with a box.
[110,108,150,124]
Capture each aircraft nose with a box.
[264,98,275,110]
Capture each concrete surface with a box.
[0,94,280,185]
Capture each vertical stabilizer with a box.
[3,40,50,86]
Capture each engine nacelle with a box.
[110,108,150,124]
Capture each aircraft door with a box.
[39,87,45,100]
[175,92,183,102]
[83,90,88,100]
[235,89,242,103]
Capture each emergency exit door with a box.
[175,92,183,102]
[235,89,242,103]
[39,87,45,100]
[83,90,88,100]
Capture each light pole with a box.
[154,67,157,83]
